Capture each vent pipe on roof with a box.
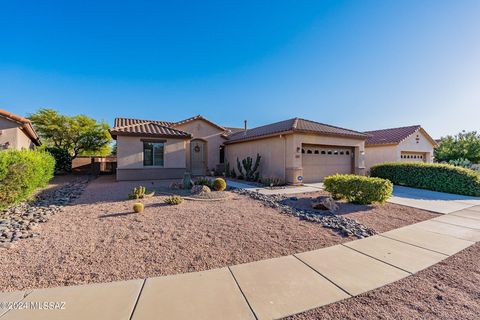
[244,120,247,133]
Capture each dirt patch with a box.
[284,191,438,233]
[0,177,437,292]
[284,243,480,320]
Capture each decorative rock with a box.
[0,177,90,246]
[234,189,376,239]
[191,185,211,195]
[311,196,339,213]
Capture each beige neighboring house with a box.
[0,109,41,151]
[110,115,369,184]
[364,125,438,171]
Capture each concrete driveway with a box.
[389,186,480,214]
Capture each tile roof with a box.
[0,109,41,145]
[109,120,191,139]
[111,116,240,139]
[364,125,421,146]
[226,118,369,143]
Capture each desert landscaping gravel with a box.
[284,243,480,320]
[0,176,437,292]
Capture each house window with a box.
[321,150,326,154]
[143,142,164,166]
[307,149,312,154]
[314,150,319,154]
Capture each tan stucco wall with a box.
[175,119,226,172]
[364,130,435,170]
[225,135,287,180]
[364,145,398,171]
[225,133,366,184]
[116,135,186,169]
[0,118,35,150]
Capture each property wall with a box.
[398,130,434,162]
[175,119,226,172]
[364,145,397,171]
[225,135,287,180]
[116,135,187,180]
[0,118,34,150]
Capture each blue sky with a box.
[1,0,479,138]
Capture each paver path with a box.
[1,206,479,320]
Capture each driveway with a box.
[389,186,480,214]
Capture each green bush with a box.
[194,177,212,188]
[370,162,480,196]
[164,195,183,205]
[0,150,55,209]
[212,178,227,191]
[44,147,72,173]
[323,174,393,205]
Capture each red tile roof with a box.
[0,109,41,145]
[364,125,422,146]
[225,118,369,143]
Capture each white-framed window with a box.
[143,141,164,167]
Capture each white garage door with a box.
[302,145,354,183]
[400,152,426,162]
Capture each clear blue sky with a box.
[1,0,479,138]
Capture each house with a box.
[364,125,438,170]
[110,116,369,183]
[0,109,41,150]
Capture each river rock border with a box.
[233,189,376,238]
[0,178,91,249]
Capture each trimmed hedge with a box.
[324,174,393,205]
[0,150,55,209]
[45,147,72,174]
[370,162,480,197]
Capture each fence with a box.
[72,156,117,175]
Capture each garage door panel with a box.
[302,146,353,183]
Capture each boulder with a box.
[191,185,211,195]
[312,197,339,213]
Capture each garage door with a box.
[400,152,426,162]
[302,145,353,183]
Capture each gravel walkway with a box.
[284,243,480,320]
[0,176,437,292]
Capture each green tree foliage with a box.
[435,131,480,163]
[29,108,112,159]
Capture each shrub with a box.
[44,147,72,173]
[164,195,183,205]
[133,203,144,213]
[128,186,154,199]
[370,162,480,196]
[0,150,55,209]
[323,174,393,205]
[261,177,285,187]
[212,178,227,191]
[194,177,212,188]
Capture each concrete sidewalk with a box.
[1,206,478,320]
[226,179,323,195]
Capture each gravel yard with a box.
[0,176,437,292]
[284,243,480,320]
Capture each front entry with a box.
[190,140,207,175]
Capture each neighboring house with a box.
[364,125,438,170]
[0,109,41,150]
[110,115,369,184]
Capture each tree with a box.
[29,109,112,159]
[435,131,480,163]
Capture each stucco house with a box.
[0,109,41,150]
[364,125,438,171]
[110,115,369,184]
